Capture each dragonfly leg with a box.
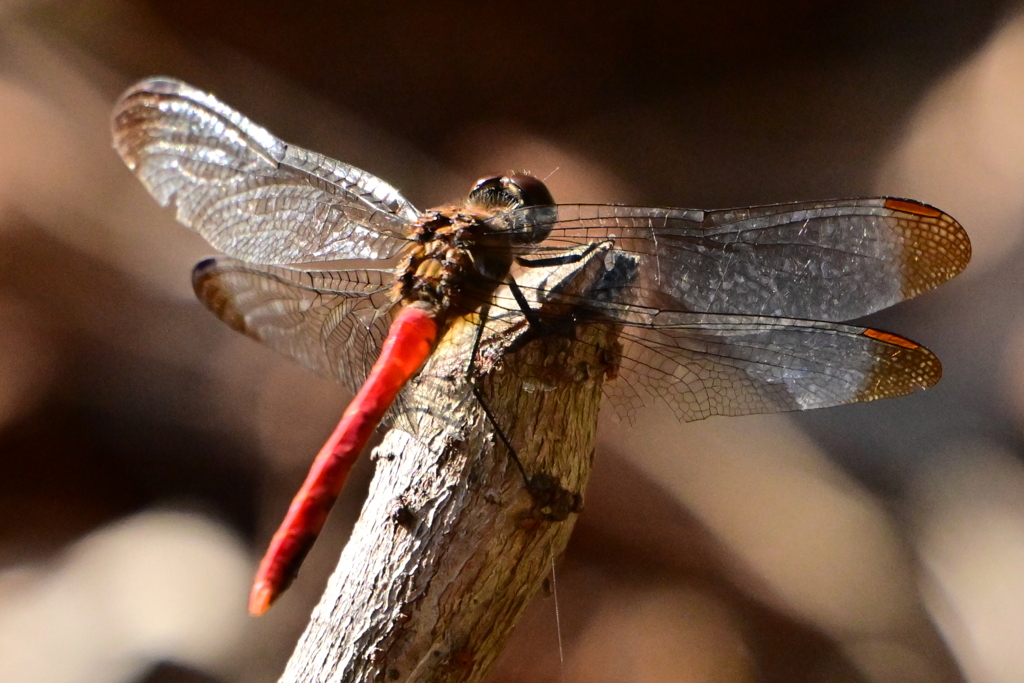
[467,302,491,377]
[506,274,549,333]
[466,301,532,486]
[467,305,580,520]
[473,382,581,520]
[470,382,531,486]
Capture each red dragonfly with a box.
[111,78,971,616]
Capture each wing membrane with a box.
[479,260,940,424]
[192,258,398,395]
[113,77,415,264]
[490,199,970,321]
[604,309,940,423]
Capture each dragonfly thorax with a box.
[396,175,558,319]
[397,209,480,308]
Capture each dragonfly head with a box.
[468,174,553,211]
[469,174,556,244]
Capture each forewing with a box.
[192,258,399,395]
[113,77,415,264]
[493,199,970,321]
[598,309,941,423]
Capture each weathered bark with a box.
[279,274,616,682]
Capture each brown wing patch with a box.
[193,258,253,336]
[856,331,942,403]
[882,198,971,302]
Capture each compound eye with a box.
[467,175,514,212]
[466,174,556,243]
[467,174,555,213]
[468,175,504,201]
[503,175,554,208]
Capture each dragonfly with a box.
[111,77,971,616]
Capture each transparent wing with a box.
[490,198,970,321]
[113,77,416,264]
[192,258,399,395]
[603,309,940,423]
[477,255,941,425]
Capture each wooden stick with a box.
[278,302,615,682]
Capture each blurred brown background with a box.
[2,1,1024,681]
